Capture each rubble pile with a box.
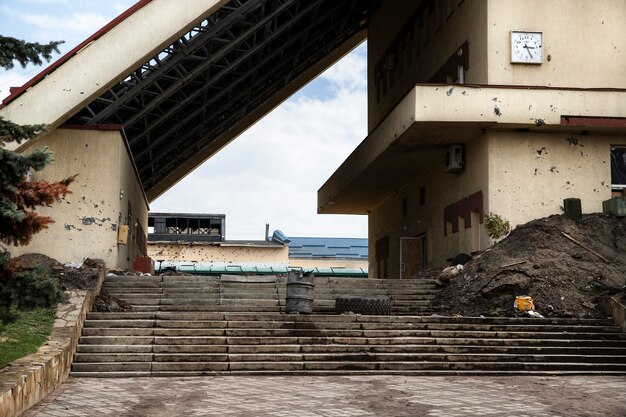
[433,214,626,318]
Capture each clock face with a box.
[511,31,543,64]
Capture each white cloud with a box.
[320,46,367,91]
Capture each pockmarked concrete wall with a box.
[368,134,489,277]
[289,258,368,270]
[148,243,368,270]
[148,243,289,264]
[487,0,626,88]
[11,128,148,269]
[368,0,488,130]
[487,132,620,228]
[117,137,150,268]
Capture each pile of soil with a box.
[433,214,626,318]
[4,253,132,312]
[92,291,134,312]
[5,253,102,291]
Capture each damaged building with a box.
[318,0,626,278]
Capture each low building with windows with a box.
[146,213,368,276]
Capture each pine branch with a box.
[0,117,47,145]
[0,36,63,70]
[0,148,52,188]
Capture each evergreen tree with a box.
[0,36,75,247]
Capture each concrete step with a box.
[77,335,626,348]
[220,293,280,300]
[84,311,614,327]
[78,327,626,340]
[72,352,626,364]
[81,319,621,334]
[71,360,626,373]
[70,369,626,377]
[131,305,281,312]
[107,294,220,301]
[101,343,626,355]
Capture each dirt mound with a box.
[433,214,626,318]
[5,253,102,291]
[92,292,134,312]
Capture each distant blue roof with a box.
[271,230,291,244]
[287,237,368,259]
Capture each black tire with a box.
[335,296,392,315]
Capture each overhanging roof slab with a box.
[318,84,626,215]
[0,0,228,126]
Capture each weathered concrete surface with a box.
[602,296,626,332]
[0,269,104,417]
[24,375,626,417]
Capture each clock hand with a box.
[523,44,533,58]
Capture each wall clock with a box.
[511,31,543,64]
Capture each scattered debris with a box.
[514,296,543,317]
[451,253,472,266]
[437,266,460,286]
[499,259,528,268]
[560,231,608,262]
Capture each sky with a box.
[0,0,369,240]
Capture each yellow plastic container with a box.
[514,296,535,312]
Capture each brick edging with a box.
[0,267,105,417]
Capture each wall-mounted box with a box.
[118,224,129,244]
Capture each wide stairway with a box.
[71,275,626,376]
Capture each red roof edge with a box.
[1,0,153,107]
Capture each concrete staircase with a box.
[71,275,626,377]
[97,275,437,315]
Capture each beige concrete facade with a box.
[10,128,149,269]
[148,242,288,265]
[367,0,489,130]
[289,258,368,270]
[147,242,368,270]
[320,0,626,277]
[486,0,626,88]
[488,132,618,227]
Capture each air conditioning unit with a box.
[445,144,465,173]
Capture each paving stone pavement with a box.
[23,376,626,417]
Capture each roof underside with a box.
[65,0,370,198]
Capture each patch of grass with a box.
[0,306,56,369]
